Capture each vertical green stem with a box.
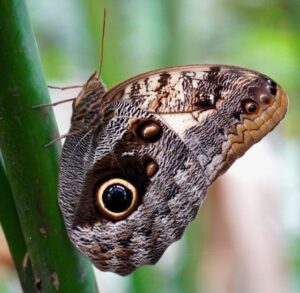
[0,158,36,292]
[0,0,97,292]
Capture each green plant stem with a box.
[0,0,97,292]
[0,158,36,292]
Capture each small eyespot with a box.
[95,178,138,221]
[135,120,162,142]
[260,94,272,105]
[242,99,259,114]
[267,79,277,96]
[144,158,159,177]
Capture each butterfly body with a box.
[58,64,288,275]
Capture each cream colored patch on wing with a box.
[159,109,213,137]
[158,113,197,137]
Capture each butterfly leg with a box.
[32,97,76,109]
[43,129,86,148]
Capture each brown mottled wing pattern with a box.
[105,65,288,182]
[58,65,288,276]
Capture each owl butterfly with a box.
[58,64,288,275]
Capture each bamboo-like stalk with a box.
[0,159,36,292]
[0,0,97,292]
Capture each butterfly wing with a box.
[59,102,206,275]
[59,65,288,275]
[104,65,288,182]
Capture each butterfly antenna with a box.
[98,8,107,78]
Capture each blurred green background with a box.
[0,0,299,292]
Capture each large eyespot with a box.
[242,99,259,115]
[95,178,138,221]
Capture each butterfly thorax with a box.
[71,72,108,131]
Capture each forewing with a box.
[105,64,288,183]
